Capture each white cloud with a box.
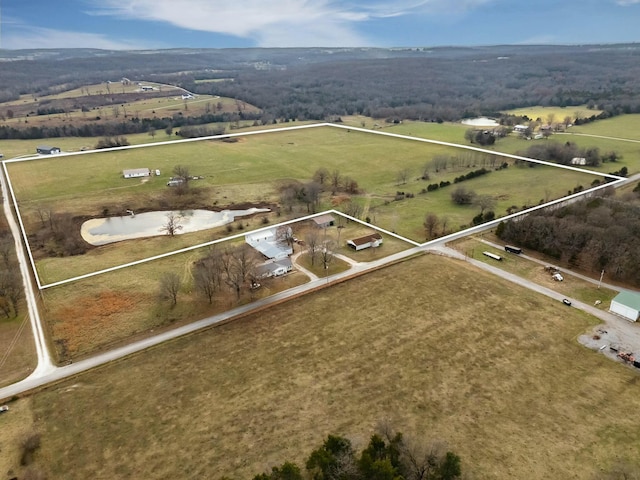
[84,0,496,47]
[3,24,151,50]
[615,0,640,5]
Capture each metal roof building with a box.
[610,291,640,322]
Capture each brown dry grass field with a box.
[4,254,640,479]
[0,315,36,387]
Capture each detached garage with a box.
[610,291,640,322]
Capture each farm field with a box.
[570,114,640,140]
[39,218,413,360]
[5,125,601,285]
[6,254,640,479]
[501,105,603,122]
[0,314,36,388]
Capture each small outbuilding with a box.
[37,145,61,155]
[123,168,151,178]
[347,232,383,251]
[312,214,335,229]
[610,291,640,322]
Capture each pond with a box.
[81,208,270,246]
[461,117,500,127]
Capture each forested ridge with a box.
[1,44,640,124]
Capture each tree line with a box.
[496,193,640,286]
[231,425,464,480]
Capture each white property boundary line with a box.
[1,122,625,290]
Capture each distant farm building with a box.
[123,168,151,179]
[347,232,383,251]
[140,85,154,91]
[36,145,61,155]
[245,228,292,260]
[255,258,293,278]
[513,125,529,134]
[571,157,587,166]
[610,291,640,322]
[312,214,335,229]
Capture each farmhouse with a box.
[347,232,383,251]
[312,213,335,229]
[610,291,640,322]
[513,125,529,134]
[123,168,151,179]
[36,145,61,155]
[571,157,587,166]
[245,228,292,260]
[255,258,293,278]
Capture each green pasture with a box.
[570,114,640,140]
[5,125,602,282]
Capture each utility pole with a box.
[598,269,604,289]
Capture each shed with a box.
[347,232,383,251]
[37,145,61,155]
[245,228,292,260]
[610,291,640,322]
[513,125,529,134]
[123,168,151,179]
[312,213,335,228]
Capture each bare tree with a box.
[473,194,496,214]
[319,239,336,273]
[160,212,183,237]
[397,168,411,185]
[305,229,321,266]
[302,182,322,213]
[330,169,341,194]
[172,165,191,190]
[424,213,440,240]
[159,272,181,305]
[221,245,259,299]
[193,249,223,304]
[313,167,330,186]
[276,225,294,248]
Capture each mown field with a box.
[5,254,640,480]
[501,105,603,122]
[6,125,599,284]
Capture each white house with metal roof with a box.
[609,291,640,322]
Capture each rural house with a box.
[347,232,383,251]
[610,291,640,322]
[36,145,61,155]
[255,258,293,278]
[123,168,151,178]
[312,213,335,229]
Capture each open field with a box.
[5,125,600,284]
[4,254,640,479]
[570,114,640,140]
[501,105,603,122]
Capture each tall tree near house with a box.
[221,245,260,300]
[172,165,191,190]
[305,228,321,266]
[319,239,336,273]
[159,272,181,306]
[193,250,223,304]
[276,225,295,248]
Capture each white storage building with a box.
[609,291,640,322]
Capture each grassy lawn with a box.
[570,114,640,140]
[4,254,639,479]
[450,237,618,308]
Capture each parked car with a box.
[562,298,572,306]
[0,405,9,413]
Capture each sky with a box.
[2,0,640,50]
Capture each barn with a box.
[609,291,640,322]
[36,145,61,155]
[245,228,292,260]
[347,232,383,251]
[312,213,335,229]
[123,168,151,179]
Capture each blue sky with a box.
[2,0,640,50]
